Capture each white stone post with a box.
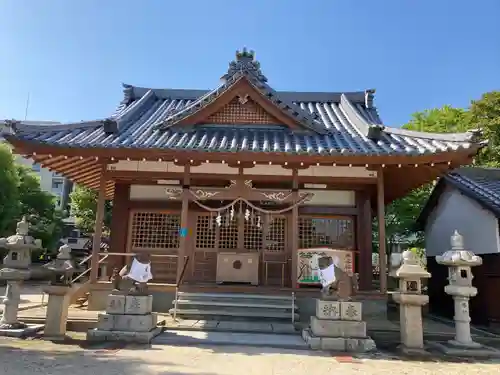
[0,281,22,327]
[436,231,482,348]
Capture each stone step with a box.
[169,308,299,321]
[152,330,309,350]
[177,292,294,302]
[172,319,297,334]
[175,299,298,310]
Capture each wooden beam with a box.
[176,165,191,284]
[356,190,373,290]
[53,159,97,174]
[376,167,387,293]
[291,169,299,289]
[90,163,107,282]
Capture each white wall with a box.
[425,187,500,256]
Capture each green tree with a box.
[70,185,112,234]
[16,165,64,251]
[469,91,500,166]
[0,143,20,236]
[379,92,500,252]
[403,105,471,133]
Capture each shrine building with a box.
[3,49,482,305]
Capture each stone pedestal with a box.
[392,292,429,355]
[0,273,43,337]
[0,280,22,327]
[302,300,376,352]
[42,285,73,340]
[87,293,161,344]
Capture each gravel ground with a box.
[0,337,499,375]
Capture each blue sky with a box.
[0,0,499,127]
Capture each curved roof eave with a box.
[384,126,481,143]
[5,134,481,165]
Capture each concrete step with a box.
[152,330,309,350]
[175,299,298,310]
[172,291,299,322]
[169,308,299,321]
[172,319,298,334]
[177,292,294,302]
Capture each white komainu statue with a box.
[112,253,153,295]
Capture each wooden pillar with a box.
[176,165,190,284]
[377,168,387,293]
[90,163,107,283]
[237,167,245,250]
[108,183,130,276]
[291,169,299,289]
[356,190,373,291]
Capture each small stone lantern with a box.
[436,231,482,348]
[41,244,76,340]
[42,244,75,286]
[392,250,431,354]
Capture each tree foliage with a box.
[16,165,64,250]
[0,145,64,250]
[69,185,112,234]
[0,144,19,236]
[382,91,500,251]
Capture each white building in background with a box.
[0,120,73,211]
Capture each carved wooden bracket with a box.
[164,178,314,204]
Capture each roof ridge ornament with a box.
[221,47,268,83]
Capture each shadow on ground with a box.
[0,337,221,375]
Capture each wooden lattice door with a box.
[128,210,180,283]
[192,211,289,285]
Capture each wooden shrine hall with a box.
[3,48,482,295]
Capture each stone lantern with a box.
[436,231,482,348]
[427,231,500,357]
[42,244,75,286]
[41,244,76,340]
[0,217,44,336]
[392,249,430,354]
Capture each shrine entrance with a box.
[191,205,290,286]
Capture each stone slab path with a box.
[152,330,309,350]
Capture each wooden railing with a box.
[71,252,189,285]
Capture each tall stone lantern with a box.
[427,231,500,357]
[0,217,44,335]
[436,231,482,348]
[392,250,430,354]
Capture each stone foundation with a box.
[87,293,162,344]
[302,300,376,352]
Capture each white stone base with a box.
[302,328,376,352]
[0,324,44,338]
[87,326,162,344]
[427,341,500,358]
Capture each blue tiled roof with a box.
[445,168,500,216]
[4,50,480,157]
[417,167,500,229]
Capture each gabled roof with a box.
[417,167,500,229]
[2,49,481,157]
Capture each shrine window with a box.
[130,211,180,250]
[298,217,355,250]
